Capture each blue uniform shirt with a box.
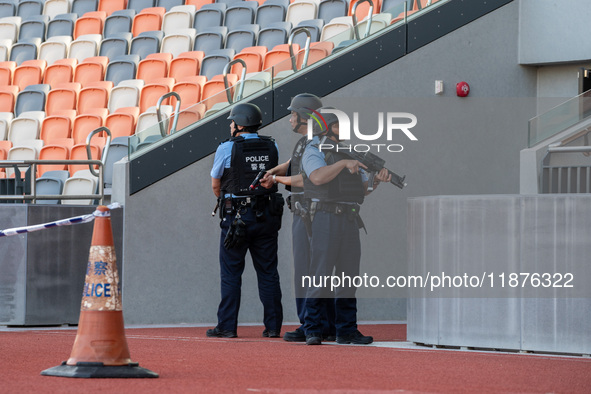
[302,136,368,183]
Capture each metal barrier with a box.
[288,28,311,70]
[156,92,181,136]
[352,0,374,40]
[223,59,247,103]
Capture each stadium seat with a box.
[10,37,40,66]
[262,43,299,75]
[225,24,259,54]
[43,57,77,87]
[13,59,46,91]
[35,171,68,204]
[108,79,143,111]
[292,19,324,46]
[0,38,11,62]
[130,30,164,60]
[72,112,104,145]
[105,107,138,138]
[43,0,70,20]
[224,1,257,31]
[168,50,204,79]
[135,104,172,136]
[0,112,13,140]
[46,13,77,39]
[0,15,20,43]
[286,1,317,27]
[69,33,102,61]
[161,5,195,35]
[161,28,196,58]
[156,0,184,12]
[131,6,165,37]
[0,85,18,112]
[127,0,154,13]
[105,54,140,85]
[8,111,45,144]
[193,26,227,55]
[139,77,174,113]
[232,45,267,74]
[193,3,225,33]
[38,36,71,66]
[348,0,381,20]
[174,105,203,129]
[6,144,41,178]
[233,71,270,101]
[62,168,99,204]
[171,75,206,109]
[318,0,347,23]
[103,8,134,37]
[73,56,109,87]
[14,84,49,117]
[201,73,238,110]
[38,144,69,177]
[257,21,291,49]
[296,40,333,68]
[17,0,43,17]
[77,81,112,114]
[136,52,172,84]
[73,11,106,40]
[185,0,213,11]
[99,32,131,58]
[200,48,234,80]
[0,1,16,18]
[40,110,76,143]
[320,16,353,45]
[0,60,16,85]
[45,82,81,115]
[71,0,99,16]
[256,2,286,26]
[356,12,392,38]
[102,135,128,190]
[98,0,126,16]
[18,15,49,42]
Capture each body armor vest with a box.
[221,135,279,196]
[303,147,365,204]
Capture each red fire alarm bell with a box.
[456,81,470,97]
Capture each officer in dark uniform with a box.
[301,107,391,345]
[208,103,284,338]
[261,94,336,342]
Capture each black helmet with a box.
[312,106,339,136]
[227,103,263,127]
[287,93,322,120]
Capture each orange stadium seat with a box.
[348,0,381,20]
[73,56,109,87]
[262,43,300,75]
[201,74,238,111]
[45,82,82,116]
[77,81,113,114]
[175,105,204,129]
[136,52,173,84]
[72,112,105,145]
[131,7,166,37]
[69,143,102,175]
[297,41,334,69]
[98,0,128,16]
[232,46,268,74]
[185,0,213,11]
[139,77,174,113]
[0,61,16,85]
[168,51,204,80]
[74,11,107,40]
[105,106,139,138]
[38,144,70,177]
[13,59,47,91]
[43,58,78,87]
[0,85,19,113]
[171,75,206,109]
[40,110,77,143]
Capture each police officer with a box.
[301,107,391,345]
[261,94,336,342]
[208,103,284,338]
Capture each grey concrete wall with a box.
[117,1,540,325]
[518,0,591,65]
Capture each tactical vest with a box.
[286,136,308,193]
[303,148,365,204]
[221,135,279,196]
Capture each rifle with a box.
[321,139,407,190]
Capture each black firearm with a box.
[249,170,266,190]
[323,141,407,190]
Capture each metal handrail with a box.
[156,92,181,136]
[0,159,104,204]
[86,126,111,178]
[223,59,247,103]
[288,27,311,71]
[352,0,374,40]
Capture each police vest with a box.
[285,136,308,193]
[303,148,365,204]
[221,135,279,196]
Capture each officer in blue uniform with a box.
[301,107,391,345]
[261,94,336,342]
[208,103,284,338]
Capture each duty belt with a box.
[313,201,360,215]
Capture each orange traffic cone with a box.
[42,206,158,378]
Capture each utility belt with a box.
[219,193,284,220]
[309,201,366,233]
[287,193,307,213]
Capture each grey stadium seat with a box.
[225,24,260,54]
[10,37,40,65]
[105,54,140,86]
[130,30,163,60]
[71,0,98,16]
[317,0,347,24]
[103,9,135,38]
[292,19,324,46]
[193,3,226,33]
[200,48,235,80]
[18,15,49,42]
[46,13,77,39]
[0,1,16,18]
[17,0,43,17]
[99,32,131,59]
[256,2,287,27]
[257,21,291,49]
[194,26,227,56]
[224,1,257,31]
[127,0,155,14]
[14,84,50,117]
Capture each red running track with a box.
[1,324,590,393]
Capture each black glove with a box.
[224,217,246,249]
